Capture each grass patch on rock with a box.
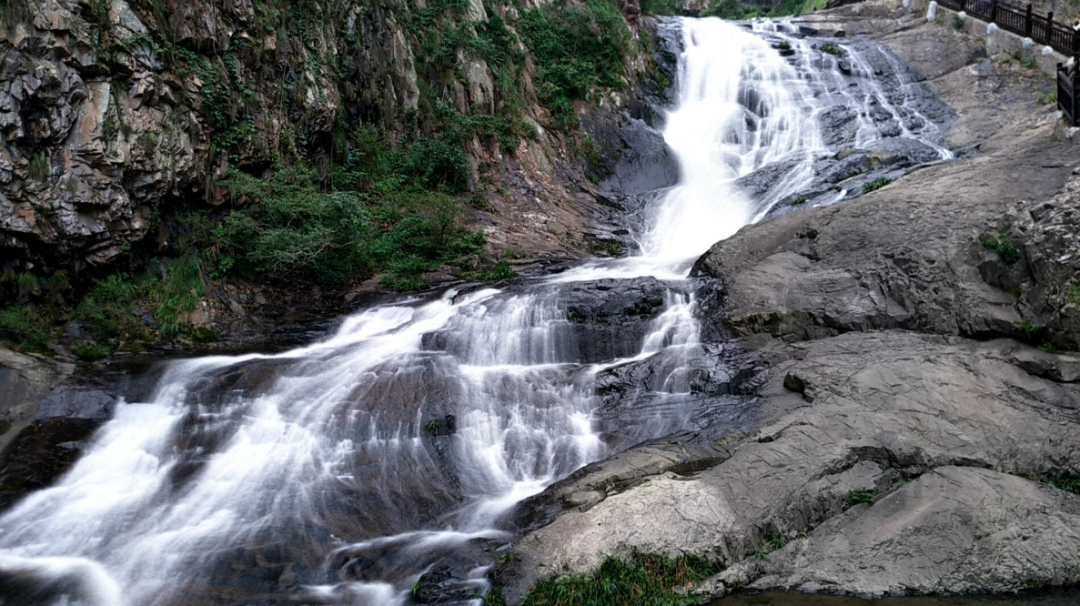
[519,552,719,606]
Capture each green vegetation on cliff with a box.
[700,0,827,19]
[0,0,649,355]
[520,0,632,126]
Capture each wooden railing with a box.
[935,0,1080,56]
[935,0,1080,124]
[1059,63,1080,125]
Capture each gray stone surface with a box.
[0,346,71,453]
[501,332,1080,602]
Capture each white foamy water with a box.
[0,17,951,606]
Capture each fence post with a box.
[1074,61,1080,126]
[990,0,997,22]
[1026,3,1033,36]
[1048,11,1055,44]
[1074,30,1080,55]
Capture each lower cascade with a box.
[0,17,952,606]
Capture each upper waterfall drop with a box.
[641,18,823,264]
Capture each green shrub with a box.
[73,274,150,353]
[791,196,809,205]
[473,259,517,281]
[980,232,1020,264]
[820,42,845,56]
[862,177,891,193]
[214,164,484,290]
[1045,474,1080,496]
[519,551,719,606]
[952,12,964,29]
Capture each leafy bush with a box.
[980,232,1021,264]
[952,12,964,29]
[214,167,376,282]
[73,274,150,353]
[820,42,845,56]
[519,551,719,606]
[215,165,484,287]
[519,0,631,127]
[473,259,517,281]
[862,177,891,193]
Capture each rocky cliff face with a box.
[0,0,658,273]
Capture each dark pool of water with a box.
[709,590,1080,606]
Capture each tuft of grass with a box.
[520,551,720,606]
[1066,280,1080,305]
[862,177,891,193]
[791,196,809,205]
[820,42,845,56]
[28,153,49,182]
[778,41,792,51]
[0,304,53,353]
[153,255,204,337]
[952,12,964,30]
[980,232,1021,265]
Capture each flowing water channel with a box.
[0,18,954,606]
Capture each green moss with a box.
[518,552,720,606]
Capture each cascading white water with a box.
[641,19,823,263]
[0,17,952,606]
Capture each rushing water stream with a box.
[0,18,954,606]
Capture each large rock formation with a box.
[497,1,1080,602]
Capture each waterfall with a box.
[0,17,951,606]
